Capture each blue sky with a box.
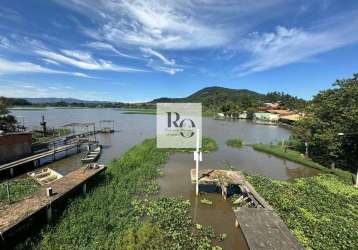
[1,0,358,102]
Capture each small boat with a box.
[28,168,63,186]
[100,127,114,133]
[81,145,102,163]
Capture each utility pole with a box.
[40,115,47,136]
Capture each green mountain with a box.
[151,86,266,109]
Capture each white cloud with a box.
[0,57,92,78]
[54,0,234,50]
[237,12,358,75]
[42,58,60,65]
[36,49,144,72]
[0,36,11,49]
[86,41,138,59]
[0,81,114,101]
[140,47,175,66]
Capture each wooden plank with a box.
[0,165,106,235]
[235,208,304,250]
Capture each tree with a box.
[294,74,358,174]
[0,97,17,132]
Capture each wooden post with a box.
[9,168,14,177]
[46,205,52,223]
[82,183,87,194]
[5,181,10,204]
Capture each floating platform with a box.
[191,169,303,249]
[0,164,106,241]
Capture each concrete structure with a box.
[0,132,32,164]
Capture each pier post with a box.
[82,183,87,194]
[9,168,14,177]
[46,205,52,223]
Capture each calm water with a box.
[11,108,319,249]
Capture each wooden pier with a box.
[234,208,304,250]
[0,165,106,241]
[190,169,303,250]
[0,143,81,175]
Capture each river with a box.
[11,108,319,249]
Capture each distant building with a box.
[0,132,32,164]
[266,109,295,116]
[238,111,248,119]
[279,114,302,125]
[253,112,280,125]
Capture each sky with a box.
[0,0,358,102]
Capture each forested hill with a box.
[0,97,31,106]
[151,86,306,110]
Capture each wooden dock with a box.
[0,165,106,240]
[234,208,304,250]
[0,143,81,174]
[190,169,303,250]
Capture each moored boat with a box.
[28,168,63,185]
[81,145,102,163]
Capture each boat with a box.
[28,168,63,186]
[81,145,102,163]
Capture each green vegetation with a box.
[0,97,31,106]
[151,86,306,117]
[0,97,17,132]
[0,178,39,206]
[35,138,219,249]
[252,144,354,183]
[202,137,218,152]
[121,109,156,115]
[293,73,358,173]
[8,107,48,111]
[246,174,358,250]
[226,138,244,148]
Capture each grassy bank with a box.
[226,138,244,148]
[0,178,39,206]
[252,144,354,183]
[35,138,220,249]
[246,174,358,250]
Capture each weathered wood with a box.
[190,169,272,209]
[235,208,304,250]
[0,165,106,237]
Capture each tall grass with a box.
[0,178,39,206]
[226,138,244,148]
[247,174,358,250]
[36,138,218,249]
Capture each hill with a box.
[24,98,106,104]
[151,86,266,109]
